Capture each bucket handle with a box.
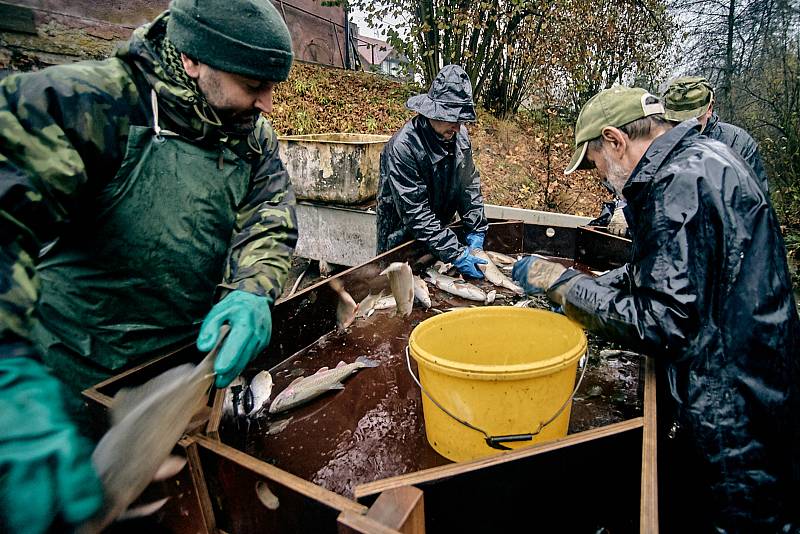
[405,346,589,451]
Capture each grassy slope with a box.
[270,62,610,216]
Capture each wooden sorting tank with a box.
[83,221,657,533]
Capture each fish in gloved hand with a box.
[472,249,525,295]
[268,356,380,414]
[511,255,582,307]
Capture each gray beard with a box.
[602,151,630,199]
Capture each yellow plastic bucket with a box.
[408,307,587,462]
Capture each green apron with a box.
[32,90,251,395]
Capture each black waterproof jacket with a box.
[376,115,488,261]
[562,121,799,532]
[704,112,769,193]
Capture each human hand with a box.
[453,247,488,279]
[511,255,567,295]
[0,350,104,533]
[197,291,272,388]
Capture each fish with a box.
[354,290,385,319]
[373,295,397,310]
[473,249,525,295]
[329,278,357,331]
[380,262,414,316]
[222,376,250,419]
[80,351,215,533]
[485,250,517,265]
[425,267,490,303]
[514,299,532,307]
[266,417,294,435]
[268,356,380,414]
[413,275,432,308]
[246,371,273,417]
[255,481,280,510]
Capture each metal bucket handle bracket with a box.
[405,346,589,451]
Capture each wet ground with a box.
[221,257,643,498]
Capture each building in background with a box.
[0,1,414,78]
[356,34,408,79]
[0,0,359,74]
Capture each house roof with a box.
[356,35,394,66]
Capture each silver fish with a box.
[485,250,517,265]
[380,262,414,316]
[268,356,380,414]
[425,267,489,303]
[330,278,357,331]
[413,275,431,308]
[354,290,385,319]
[80,352,214,533]
[373,295,397,310]
[246,371,273,417]
[222,376,248,419]
[473,249,525,295]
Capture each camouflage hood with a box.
[116,12,260,150]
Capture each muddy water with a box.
[220,258,642,498]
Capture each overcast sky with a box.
[349,7,399,41]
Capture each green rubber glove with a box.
[0,350,104,533]
[197,290,272,388]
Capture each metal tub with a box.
[278,133,390,204]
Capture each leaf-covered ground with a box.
[270,61,610,216]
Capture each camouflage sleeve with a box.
[0,61,138,344]
[219,120,298,303]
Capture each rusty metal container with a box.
[277,133,390,204]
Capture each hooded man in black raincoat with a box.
[376,65,489,278]
[512,86,799,532]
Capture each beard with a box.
[196,71,259,134]
[601,149,631,198]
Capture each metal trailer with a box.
[84,220,657,533]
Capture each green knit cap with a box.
[167,0,293,82]
[662,76,713,122]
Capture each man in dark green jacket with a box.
[0,1,297,531]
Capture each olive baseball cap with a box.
[565,87,664,175]
[662,76,713,122]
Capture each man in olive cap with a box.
[376,64,489,278]
[0,0,297,530]
[664,75,768,193]
[512,87,799,532]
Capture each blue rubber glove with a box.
[197,290,272,388]
[453,247,488,279]
[511,255,567,295]
[465,231,486,251]
[0,348,104,534]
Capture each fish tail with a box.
[356,356,380,368]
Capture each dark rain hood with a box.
[561,120,800,532]
[376,114,488,261]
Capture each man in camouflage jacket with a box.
[0,1,297,531]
